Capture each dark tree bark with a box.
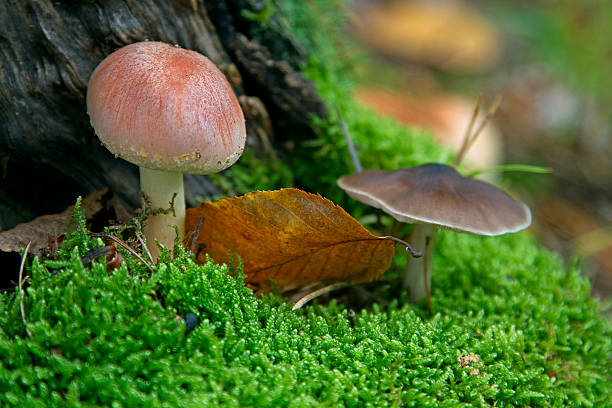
[0,0,327,230]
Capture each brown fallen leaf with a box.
[0,188,127,255]
[186,188,395,285]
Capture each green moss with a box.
[1,215,609,406]
[0,1,609,406]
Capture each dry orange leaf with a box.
[0,188,128,255]
[186,188,395,285]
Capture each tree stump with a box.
[0,0,327,230]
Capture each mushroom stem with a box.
[140,167,185,261]
[403,224,437,304]
[423,229,437,309]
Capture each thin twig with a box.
[190,217,204,256]
[380,236,422,258]
[135,231,154,265]
[292,282,350,310]
[335,104,363,172]
[454,94,482,167]
[19,242,32,339]
[464,95,502,156]
[92,233,155,274]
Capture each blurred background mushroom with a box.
[354,89,503,177]
[344,0,612,301]
[351,0,502,74]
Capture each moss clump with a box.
[0,1,610,406]
[0,201,610,406]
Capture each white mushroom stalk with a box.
[139,168,185,259]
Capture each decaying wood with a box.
[0,0,327,230]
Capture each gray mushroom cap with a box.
[337,163,531,236]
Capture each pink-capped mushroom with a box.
[87,41,246,260]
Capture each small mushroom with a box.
[338,163,531,305]
[87,42,246,260]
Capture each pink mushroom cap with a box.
[86,41,246,174]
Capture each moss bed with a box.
[1,1,610,406]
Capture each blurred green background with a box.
[338,0,612,300]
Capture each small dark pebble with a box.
[184,313,198,335]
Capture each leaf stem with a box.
[380,236,422,258]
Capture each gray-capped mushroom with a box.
[338,163,531,306]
